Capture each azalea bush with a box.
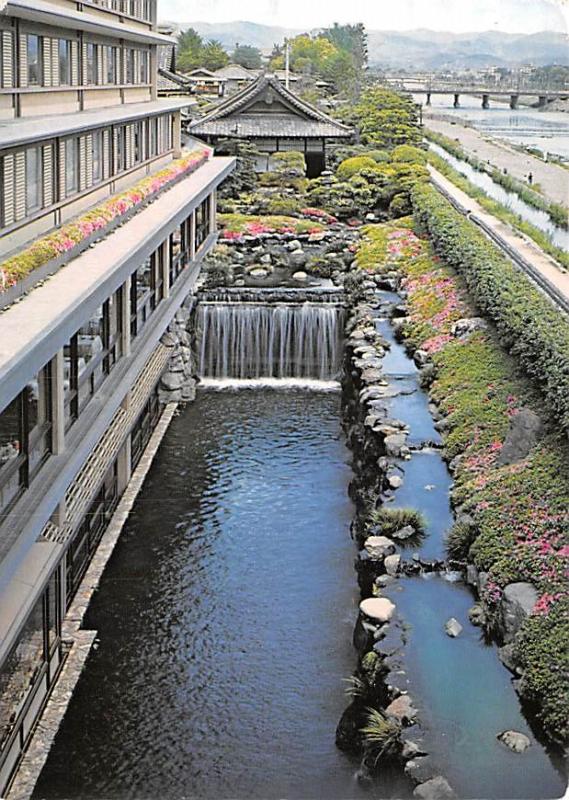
[217,213,324,241]
[0,147,210,293]
[355,218,569,743]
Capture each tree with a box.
[177,27,204,72]
[202,40,229,71]
[353,88,422,149]
[322,23,368,71]
[232,44,263,70]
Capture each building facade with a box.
[0,0,234,793]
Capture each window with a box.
[114,126,127,173]
[148,117,157,157]
[0,366,52,516]
[125,48,135,83]
[25,147,42,214]
[63,294,123,429]
[92,129,103,183]
[27,34,41,85]
[139,49,148,83]
[85,42,97,84]
[65,138,79,195]
[58,39,71,85]
[131,389,161,470]
[169,216,192,285]
[195,197,210,250]
[130,251,163,338]
[106,45,117,84]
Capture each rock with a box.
[375,574,396,589]
[402,739,428,760]
[388,475,403,489]
[292,271,308,281]
[413,776,456,799]
[498,644,519,674]
[451,317,489,338]
[405,757,437,784]
[497,730,531,753]
[249,268,269,278]
[385,694,418,725]
[360,597,396,624]
[160,371,184,391]
[444,618,463,638]
[499,582,539,643]
[365,212,377,221]
[477,571,489,595]
[497,409,543,466]
[290,251,308,268]
[364,536,396,560]
[385,433,407,457]
[392,525,416,542]
[384,554,401,577]
[336,702,363,753]
[413,349,430,367]
[287,239,302,251]
[468,604,486,627]
[260,253,272,264]
[466,564,479,587]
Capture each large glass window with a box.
[195,197,211,250]
[130,252,163,339]
[0,366,52,516]
[58,39,71,85]
[85,42,97,85]
[65,138,79,196]
[25,147,42,214]
[169,216,192,285]
[63,292,123,429]
[27,35,41,85]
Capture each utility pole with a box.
[285,38,290,89]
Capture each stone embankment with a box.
[159,296,199,404]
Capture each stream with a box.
[428,142,569,250]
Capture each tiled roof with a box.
[213,64,258,81]
[189,74,352,139]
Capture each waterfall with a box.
[198,302,345,381]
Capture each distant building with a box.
[213,63,258,93]
[189,74,353,177]
[185,68,227,97]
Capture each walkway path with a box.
[424,116,569,209]
[428,165,569,310]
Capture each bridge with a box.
[385,78,569,109]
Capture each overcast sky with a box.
[160,0,568,34]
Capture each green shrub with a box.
[411,183,569,431]
[391,144,427,165]
[388,192,412,218]
[360,708,402,762]
[266,196,301,216]
[446,519,478,560]
[367,507,426,538]
[337,155,382,180]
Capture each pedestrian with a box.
[528,172,533,184]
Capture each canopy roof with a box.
[189,74,352,140]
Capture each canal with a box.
[33,388,401,800]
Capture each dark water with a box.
[34,390,391,800]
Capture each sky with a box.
[160,0,568,34]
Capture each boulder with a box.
[413,777,456,799]
[413,349,430,367]
[405,757,437,784]
[287,239,302,251]
[451,317,489,338]
[388,475,403,489]
[292,271,308,281]
[498,644,519,674]
[444,618,463,638]
[384,554,401,577]
[499,582,539,643]
[392,525,416,543]
[466,564,479,587]
[497,409,543,466]
[249,268,269,278]
[290,250,308,268]
[385,694,418,725]
[364,536,396,560]
[497,730,531,753]
[402,739,428,760]
[375,574,396,589]
[385,433,408,457]
[360,597,395,624]
[468,604,486,627]
[160,371,184,391]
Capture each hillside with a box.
[160,21,569,68]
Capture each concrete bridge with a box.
[390,79,569,109]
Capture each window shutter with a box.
[112,127,119,173]
[122,48,127,84]
[101,46,108,84]
[43,37,52,87]
[2,154,15,226]
[70,40,79,85]
[125,124,132,169]
[79,136,87,190]
[85,133,93,187]
[2,31,13,89]
[102,128,110,178]
[133,49,139,84]
[51,38,59,86]
[43,144,53,206]
[81,40,87,85]
[14,151,26,221]
[58,140,66,199]
[19,33,28,88]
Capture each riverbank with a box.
[423,116,569,208]
[350,216,569,747]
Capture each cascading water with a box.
[198,302,345,381]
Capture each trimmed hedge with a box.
[411,183,569,432]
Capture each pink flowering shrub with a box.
[218,214,324,241]
[0,147,210,292]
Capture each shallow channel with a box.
[33,389,410,800]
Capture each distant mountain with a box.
[160,21,569,68]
